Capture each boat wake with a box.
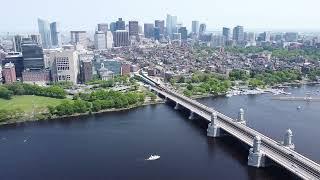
[145,155,160,161]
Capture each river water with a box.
[0,85,319,180]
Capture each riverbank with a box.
[0,99,165,127]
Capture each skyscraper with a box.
[258,32,270,42]
[113,30,129,47]
[222,27,231,41]
[13,35,22,52]
[29,34,42,45]
[70,31,87,47]
[97,23,109,33]
[199,24,206,34]
[285,32,298,42]
[155,20,165,35]
[106,31,113,49]
[233,26,244,43]
[129,21,139,37]
[116,18,125,30]
[21,38,45,70]
[144,23,154,38]
[38,18,52,49]
[94,31,106,50]
[154,27,161,40]
[110,22,117,32]
[192,21,200,34]
[50,22,61,48]
[178,27,188,41]
[166,14,177,38]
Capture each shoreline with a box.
[183,81,320,99]
[0,100,165,127]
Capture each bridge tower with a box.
[248,136,267,167]
[237,108,246,125]
[283,129,295,150]
[207,112,222,137]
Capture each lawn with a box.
[0,95,66,113]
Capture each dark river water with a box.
[0,85,319,180]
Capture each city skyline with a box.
[1,0,320,33]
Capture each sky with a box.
[1,0,320,33]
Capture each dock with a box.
[272,96,320,101]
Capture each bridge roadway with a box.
[139,74,320,180]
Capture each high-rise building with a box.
[155,20,165,35]
[110,22,117,32]
[21,38,45,70]
[211,35,225,47]
[29,34,42,45]
[192,21,200,34]
[233,26,244,43]
[129,21,139,37]
[50,22,61,48]
[106,31,113,48]
[38,18,52,49]
[178,27,188,41]
[154,27,161,40]
[70,31,87,47]
[166,14,177,38]
[247,32,256,42]
[116,18,125,30]
[2,62,16,84]
[51,50,79,84]
[113,30,129,47]
[13,35,22,52]
[222,27,231,41]
[97,23,109,33]
[285,32,298,42]
[257,32,268,42]
[144,23,154,38]
[3,52,24,78]
[199,23,206,34]
[94,31,106,50]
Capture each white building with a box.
[106,31,113,48]
[94,31,106,50]
[52,50,79,84]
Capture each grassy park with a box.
[0,95,65,113]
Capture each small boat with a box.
[226,94,233,98]
[297,106,301,110]
[146,155,160,161]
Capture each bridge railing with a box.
[156,84,320,175]
[144,75,320,177]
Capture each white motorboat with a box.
[146,155,160,161]
[297,106,301,110]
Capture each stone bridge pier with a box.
[248,136,267,167]
[207,112,222,137]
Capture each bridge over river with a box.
[137,73,320,180]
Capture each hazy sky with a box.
[1,0,319,33]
